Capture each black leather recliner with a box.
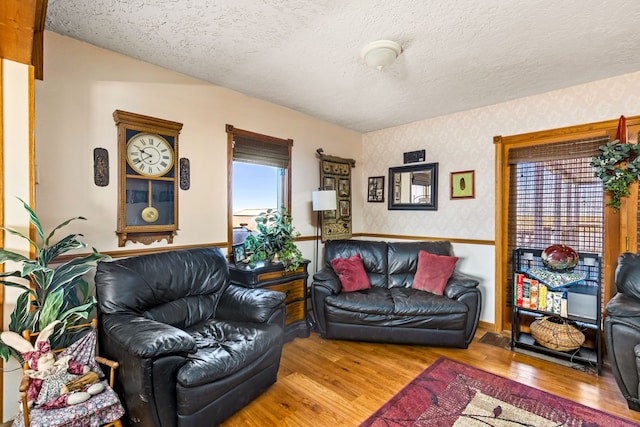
[605,252,640,411]
[95,247,286,427]
[311,240,482,348]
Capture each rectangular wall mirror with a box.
[388,163,438,210]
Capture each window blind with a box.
[232,134,291,169]
[506,136,607,310]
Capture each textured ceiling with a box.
[45,0,640,133]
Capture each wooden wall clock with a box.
[113,110,183,246]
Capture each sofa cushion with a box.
[96,248,230,329]
[325,288,468,329]
[331,253,371,292]
[325,287,394,314]
[413,250,458,295]
[177,320,281,388]
[325,287,467,316]
[387,240,455,288]
[325,240,389,287]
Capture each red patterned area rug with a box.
[361,357,638,427]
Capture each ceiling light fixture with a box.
[361,40,402,70]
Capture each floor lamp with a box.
[312,190,337,273]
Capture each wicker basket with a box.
[530,316,585,352]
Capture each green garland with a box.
[591,139,640,212]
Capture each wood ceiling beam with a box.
[0,0,47,80]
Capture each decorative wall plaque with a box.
[316,149,355,241]
[93,148,109,187]
[179,157,190,190]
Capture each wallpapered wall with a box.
[363,71,640,239]
[363,69,640,327]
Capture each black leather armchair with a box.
[95,247,286,427]
[605,252,640,411]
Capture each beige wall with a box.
[34,32,362,273]
[2,59,32,422]
[363,69,640,325]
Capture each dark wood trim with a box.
[53,242,226,264]
[0,58,4,423]
[226,129,234,262]
[32,0,47,80]
[358,232,494,246]
[53,233,492,264]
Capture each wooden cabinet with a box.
[228,260,310,342]
[511,248,602,374]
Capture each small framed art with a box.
[367,176,385,202]
[450,170,475,199]
[232,243,246,264]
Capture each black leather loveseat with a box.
[605,252,640,411]
[95,247,286,427]
[311,240,481,348]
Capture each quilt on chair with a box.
[11,329,124,427]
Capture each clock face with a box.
[126,133,175,177]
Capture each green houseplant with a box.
[244,208,303,271]
[0,198,108,361]
[591,139,640,212]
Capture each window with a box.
[506,136,607,313]
[226,125,292,251]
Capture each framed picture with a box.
[367,176,385,202]
[338,179,350,196]
[450,170,475,199]
[232,243,246,264]
[323,176,336,191]
[388,163,438,210]
[339,200,350,217]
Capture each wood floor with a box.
[221,326,640,426]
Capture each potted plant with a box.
[244,208,303,271]
[0,198,108,361]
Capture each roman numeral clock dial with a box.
[114,110,183,247]
[126,133,174,177]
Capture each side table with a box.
[228,260,310,342]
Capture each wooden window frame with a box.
[226,125,293,257]
[494,116,640,333]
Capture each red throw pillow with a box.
[412,250,459,295]
[330,253,371,292]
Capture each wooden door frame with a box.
[494,116,640,333]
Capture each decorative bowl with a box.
[541,244,579,272]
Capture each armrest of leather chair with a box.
[605,310,640,408]
[444,271,480,300]
[607,293,640,321]
[312,268,341,294]
[310,269,342,335]
[101,314,196,358]
[217,284,286,324]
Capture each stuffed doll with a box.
[1,321,104,409]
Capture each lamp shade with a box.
[312,190,337,211]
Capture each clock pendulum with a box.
[141,180,159,223]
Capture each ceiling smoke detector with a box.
[361,40,402,70]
